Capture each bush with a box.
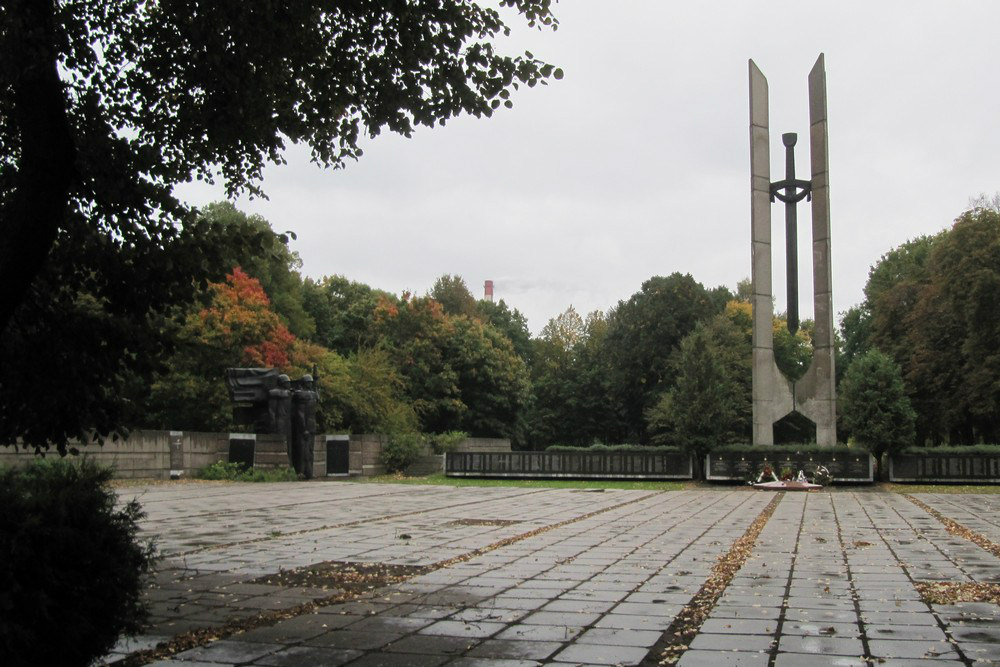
[900,445,1000,456]
[380,432,426,472]
[0,458,156,667]
[429,431,468,454]
[840,349,917,464]
[545,444,682,453]
[710,443,857,456]
[196,460,298,482]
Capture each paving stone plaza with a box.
[105,483,1000,667]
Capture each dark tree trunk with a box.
[0,0,76,332]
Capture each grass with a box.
[343,472,688,491]
[196,461,299,482]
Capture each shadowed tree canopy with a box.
[430,274,478,318]
[0,0,560,451]
[602,273,718,442]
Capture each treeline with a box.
[132,201,999,452]
[129,202,811,449]
[840,204,1000,446]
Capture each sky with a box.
[177,1,1000,335]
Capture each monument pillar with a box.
[749,54,837,446]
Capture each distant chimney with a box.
[484,280,494,302]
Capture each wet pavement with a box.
[101,482,1000,667]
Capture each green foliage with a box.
[525,309,617,449]
[773,317,813,382]
[852,209,1000,445]
[1,213,269,453]
[198,202,316,338]
[900,445,1000,456]
[431,274,478,318]
[545,444,682,453]
[838,305,872,372]
[603,273,717,442]
[710,443,857,456]
[374,295,529,439]
[380,433,427,473]
[196,460,298,482]
[477,299,533,362]
[429,431,468,454]
[646,321,741,458]
[2,0,560,451]
[303,275,392,356]
[0,459,156,667]
[840,349,917,460]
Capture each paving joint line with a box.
[373,490,729,663]
[830,492,874,664]
[882,494,978,580]
[522,490,768,663]
[115,490,667,666]
[904,493,1000,560]
[130,484,445,522]
[640,491,784,666]
[174,487,555,557]
[855,493,974,666]
[764,491,808,667]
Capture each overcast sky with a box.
[178,1,1000,335]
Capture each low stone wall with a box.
[349,433,386,477]
[455,437,511,453]
[0,430,325,479]
[1,431,511,479]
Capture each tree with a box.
[839,349,916,472]
[0,211,267,452]
[431,274,478,318]
[200,202,316,339]
[477,298,532,362]
[838,305,872,373]
[773,316,813,382]
[646,322,738,476]
[539,305,586,350]
[859,210,1000,444]
[924,208,1000,441]
[144,268,307,431]
[373,294,529,438]
[602,273,717,442]
[1,0,561,449]
[303,275,393,355]
[144,268,382,434]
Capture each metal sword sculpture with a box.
[749,54,837,447]
[770,133,811,336]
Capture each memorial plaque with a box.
[169,430,184,479]
[707,451,872,482]
[889,453,1000,482]
[228,435,255,471]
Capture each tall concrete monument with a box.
[749,54,836,446]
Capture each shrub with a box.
[710,443,857,456]
[545,444,682,453]
[429,431,468,454]
[0,458,156,667]
[196,460,298,482]
[900,445,1000,456]
[840,349,917,465]
[380,432,426,472]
